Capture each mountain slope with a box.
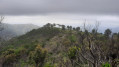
[0,23,119,67]
[0,23,39,40]
[0,23,73,67]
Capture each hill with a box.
[0,23,39,40]
[0,23,119,67]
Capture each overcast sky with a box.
[0,0,119,30]
[0,0,119,15]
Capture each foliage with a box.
[68,46,79,59]
[104,29,112,37]
[0,23,119,67]
[43,63,54,67]
[1,48,26,65]
[62,39,71,46]
[2,49,16,63]
[102,63,111,67]
[29,45,47,67]
[69,35,77,43]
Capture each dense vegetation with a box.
[0,23,119,67]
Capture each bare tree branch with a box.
[0,16,4,23]
[0,16,4,31]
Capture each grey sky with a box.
[0,0,119,32]
[0,0,119,15]
[4,14,119,28]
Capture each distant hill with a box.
[0,23,39,40]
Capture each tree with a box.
[92,29,96,34]
[69,26,72,31]
[44,23,51,28]
[104,29,112,38]
[76,23,119,67]
[29,45,47,67]
[67,26,70,30]
[0,16,4,31]
[2,49,16,67]
[0,16,4,67]
[0,16,4,47]
[76,27,80,32]
[52,23,56,27]
[77,22,111,67]
[78,32,100,67]
[73,27,76,31]
[61,25,66,30]
[94,21,100,33]
[68,46,77,67]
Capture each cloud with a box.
[4,14,119,28]
[0,0,119,15]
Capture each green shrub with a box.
[69,35,77,43]
[68,46,77,59]
[102,63,111,67]
[29,45,47,67]
[43,63,54,67]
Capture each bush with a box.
[43,63,54,67]
[68,46,77,59]
[102,63,111,67]
[69,35,77,43]
[63,39,71,46]
[2,49,17,65]
[29,45,47,67]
